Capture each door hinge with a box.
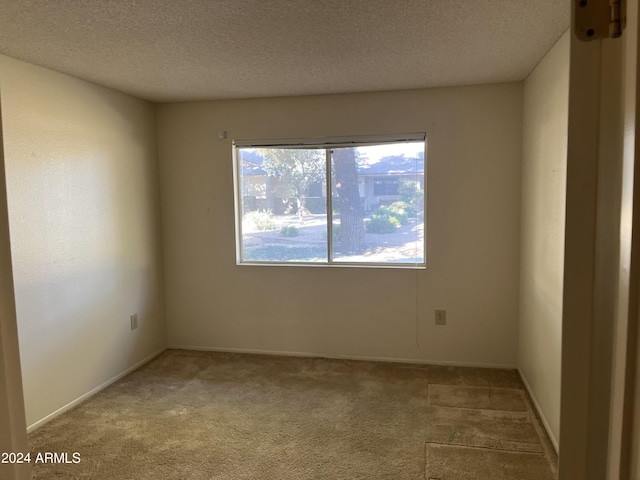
[575,0,625,41]
[610,0,622,37]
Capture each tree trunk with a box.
[266,175,276,211]
[333,148,364,253]
[296,195,306,225]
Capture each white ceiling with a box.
[0,1,569,103]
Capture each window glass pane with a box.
[330,143,425,264]
[238,148,328,262]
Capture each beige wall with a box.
[518,31,569,450]
[157,84,522,367]
[0,54,167,428]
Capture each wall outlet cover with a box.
[130,314,138,330]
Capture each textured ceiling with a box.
[0,0,569,102]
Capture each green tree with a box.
[259,148,325,223]
[399,179,424,214]
[333,148,364,253]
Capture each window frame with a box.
[232,133,427,269]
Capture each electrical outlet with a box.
[435,309,447,326]
[130,314,138,331]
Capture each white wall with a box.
[157,84,522,367]
[0,54,167,428]
[518,31,569,450]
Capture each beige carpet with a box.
[425,443,556,480]
[29,350,557,479]
[428,384,527,412]
[424,406,543,453]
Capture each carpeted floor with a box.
[29,350,557,479]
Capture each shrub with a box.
[280,225,299,237]
[376,203,409,225]
[244,209,276,231]
[392,200,417,218]
[399,180,424,214]
[366,202,409,233]
[366,214,400,233]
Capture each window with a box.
[373,177,400,196]
[233,134,426,268]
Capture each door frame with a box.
[0,91,30,480]
[561,0,640,479]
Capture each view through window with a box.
[234,136,425,267]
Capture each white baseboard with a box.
[168,344,517,370]
[27,347,167,433]
[518,368,559,453]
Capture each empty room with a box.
[1,1,637,479]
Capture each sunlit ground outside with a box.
[241,213,424,264]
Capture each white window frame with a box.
[232,133,427,269]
